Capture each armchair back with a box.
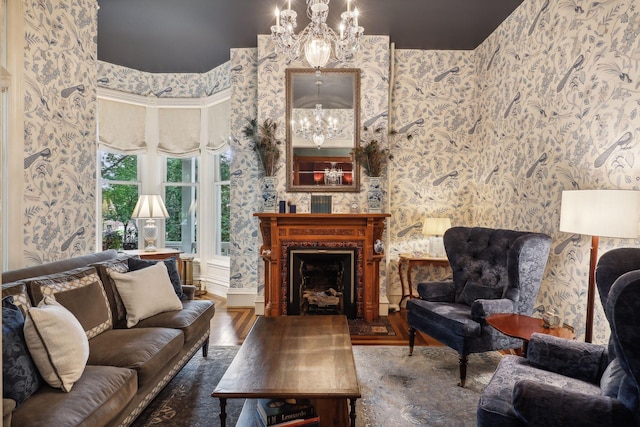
[445,226,552,313]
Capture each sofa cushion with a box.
[2,297,42,406]
[128,256,185,300]
[24,297,89,392]
[91,256,130,328]
[110,262,183,327]
[135,299,215,345]
[10,365,137,427]
[87,327,183,389]
[407,298,481,338]
[1,282,32,316]
[26,266,112,339]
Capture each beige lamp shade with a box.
[422,217,452,237]
[559,190,640,238]
[131,195,169,220]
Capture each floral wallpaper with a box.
[96,61,230,98]
[386,0,640,342]
[472,0,640,342]
[228,48,260,291]
[22,0,98,265]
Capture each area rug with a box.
[131,346,501,427]
[348,317,396,336]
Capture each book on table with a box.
[256,398,317,426]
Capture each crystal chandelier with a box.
[271,0,364,69]
[324,162,344,185]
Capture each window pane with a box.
[219,149,231,181]
[165,185,197,253]
[218,183,230,256]
[167,157,198,183]
[100,152,137,181]
[101,183,138,250]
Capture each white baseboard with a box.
[379,295,389,317]
[254,295,265,316]
[226,287,258,308]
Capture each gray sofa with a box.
[2,250,215,427]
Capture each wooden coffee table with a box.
[211,315,361,427]
[487,313,575,355]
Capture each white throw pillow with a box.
[24,296,89,392]
[110,262,183,328]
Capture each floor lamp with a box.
[559,189,640,342]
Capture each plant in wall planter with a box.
[352,126,409,213]
[242,118,282,212]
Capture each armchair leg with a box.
[459,354,468,387]
[409,327,416,356]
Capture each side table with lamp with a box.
[398,217,452,306]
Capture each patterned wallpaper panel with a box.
[23,0,98,265]
[97,61,230,97]
[471,0,640,342]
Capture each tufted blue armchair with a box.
[407,226,552,387]
[477,247,640,426]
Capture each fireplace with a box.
[255,213,390,322]
[288,249,356,318]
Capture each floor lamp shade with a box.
[131,195,170,252]
[559,189,640,342]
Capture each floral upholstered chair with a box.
[477,247,640,426]
[407,226,552,387]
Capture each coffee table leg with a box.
[219,398,227,427]
[349,398,357,427]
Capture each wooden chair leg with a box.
[409,327,416,355]
[459,354,468,387]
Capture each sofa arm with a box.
[416,280,455,302]
[470,298,515,319]
[182,285,197,300]
[3,399,15,427]
[513,379,634,427]
[526,333,608,384]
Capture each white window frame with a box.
[162,156,199,253]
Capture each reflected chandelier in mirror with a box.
[286,68,360,193]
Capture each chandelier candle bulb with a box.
[276,7,280,27]
[347,0,351,12]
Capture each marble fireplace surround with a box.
[255,213,390,322]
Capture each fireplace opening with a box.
[288,249,356,319]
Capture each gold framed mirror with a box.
[286,68,360,192]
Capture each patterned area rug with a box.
[131,346,501,427]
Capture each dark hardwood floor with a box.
[202,294,440,347]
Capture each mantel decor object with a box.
[366,177,383,213]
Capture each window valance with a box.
[98,99,147,153]
[158,108,201,157]
[207,100,231,153]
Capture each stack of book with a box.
[255,398,319,426]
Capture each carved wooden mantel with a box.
[254,213,390,322]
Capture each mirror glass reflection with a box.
[286,68,360,192]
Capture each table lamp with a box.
[131,194,169,252]
[422,217,452,258]
[559,189,640,342]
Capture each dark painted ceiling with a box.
[97,0,523,74]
